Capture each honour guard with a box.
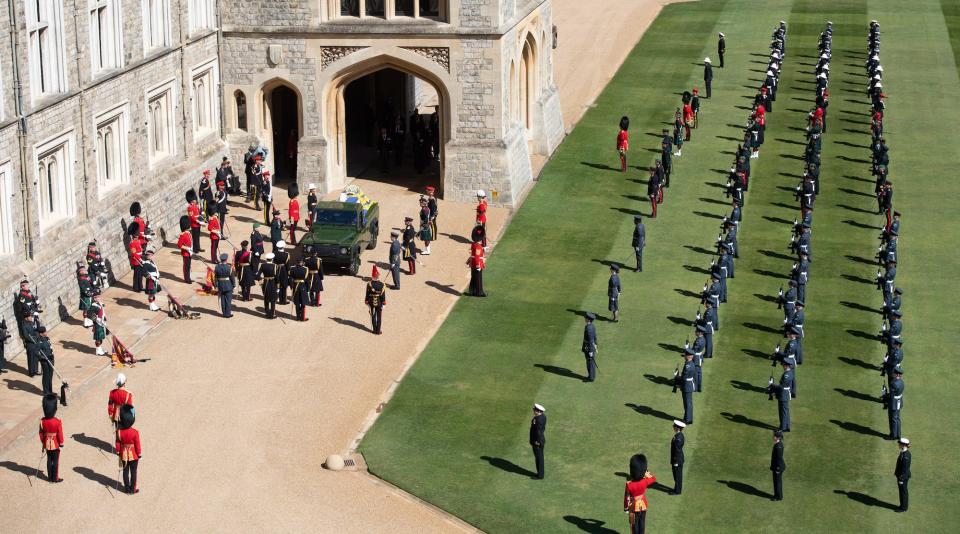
[632,215,646,272]
[419,196,433,255]
[617,116,630,172]
[250,223,265,274]
[22,315,40,376]
[289,257,310,321]
[142,251,161,312]
[881,338,903,382]
[671,420,686,495]
[426,186,439,240]
[214,182,228,224]
[214,253,235,318]
[608,264,622,322]
[365,268,387,334]
[718,32,726,68]
[305,250,324,306]
[467,239,486,297]
[235,241,255,301]
[258,252,278,319]
[187,191,202,253]
[88,294,108,356]
[476,190,488,248]
[582,313,598,382]
[769,357,794,432]
[198,169,213,217]
[703,57,713,98]
[207,211,222,264]
[269,208,283,248]
[39,393,64,483]
[36,326,56,395]
[677,348,696,424]
[702,301,718,358]
[108,373,132,430]
[691,88,701,128]
[287,182,300,244]
[647,166,661,218]
[274,241,291,305]
[261,170,273,224]
[115,404,142,494]
[895,438,911,512]
[884,366,904,439]
[177,216,193,283]
[85,241,110,291]
[389,230,402,290]
[128,223,144,293]
[624,455,656,533]
[76,265,95,315]
[530,404,547,480]
[771,430,785,501]
[402,217,418,274]
[306,184,318,227]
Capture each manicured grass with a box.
[361,0,960,531]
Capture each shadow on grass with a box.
[742,348,771,361]
[683,264,710,275]
[754,293,778,304]
[658,342,685,353]
[699,197,729,206]
[590,258,623,269]
[846,328,880,341]
[718,480,773,499]
[625,402,675,421]
[562,516,618,534]
[534,363,584,381]
[644,374,675,387]
[841,274,875,285]
[684,245,715,256]
[829,419,887,438]
[834,490,900,510]
[840,301,880,314]
[842,219,878,230]
[842,174,873,183]
[838,155,871,164]
[763,215,794,225]
[753,269,787,280]
[667,316,694,327]
[769,202,797,211]
[835,388,882,403]
[480,456,536,478]
[845,254,877,266]
[838,356,881,371]
[779,153,806,161]
[731,380,767,394]
[721,412,773,430]
[692,211,725,220]
[610,207,644,217]
[674,288,702,299]
[758,249,794,261]
[581,161,619,172]
[839,187,874,198]
[743,322,781,335]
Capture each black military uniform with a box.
[771,430,785,501]
[214,254,235,318]
[289,259,310,322]
[34,326,55,395]
[250,225,265,274]
[274,245,290,305]
[0,317,11,373]
[258,253,279,319]
[235,243,255,301]
[718,32,726,68]
[885,366,904,439]
[677,349,696,424]
[305,252,324,306]
[389,231,402,289]
[529,404,547,480]
[581,313,598,382]
[632,216,645,272]
[21,317,41,376]
[671,420,686,494]
[365,278,387,334]
[895,438,911,512]
[704,58,713,98]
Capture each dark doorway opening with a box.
[270,85,298,185]
[342,67,442,195]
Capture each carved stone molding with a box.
[401,47,450,73]
[320,47,368,70]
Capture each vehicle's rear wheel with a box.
[348,248,360,276]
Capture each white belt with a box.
[685,378,695,382]
[893,395,902,399]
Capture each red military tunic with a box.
[683,104,694,124]
[128,239,143,268]
[116,428,142,462]
[616,129,629,151]
[108,388,133,422]
[207,216,221,243]
[623,474,657,512]
[476,199,488,225]
[187,203,201,229]
[39,417,64,450]
[288,198,300,223]
[177,230,192,257]
[133,216,147,240]
[470,244,485,270]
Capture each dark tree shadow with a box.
[841,274,875,285]
[693,211,725,220]
[753,269,788,280]
[4,378,43,395]
[73,466,119,489]
[718,480,773,499]
[847,328,880,341]
[439,232,471,244]
[425,280,461,295]
[829,419,887,438]
[846,255,877,266]
[683,264,710,275]
[684,245,715,256]
[833,490,899,510]
[840,300,881,314]
[754,293,778,304]
[60,340,97,355]
[742,348,771,361]
[843,219,878,230]
[658,342,685,353]
[625,402,675,421]
[330,317,371,333]
[480,456,536,477]
[667,316,694,327]
[838,356,881,371]
[763,215,794,225]
[644,374,675,387]
[721,412,773,430]
[674,288,701,299]
[731,380,768,394]
[562,516,618,534]
[534,363,584,381]
[758,249,794,261]
[72,432,114,453]
[581,161,619,172]
[835,388,882,403]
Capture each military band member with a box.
[467,240,486,297]
[235,241,254,301]
[142,250,161,312]
[426,186,439,240]
[306,183,318,228]
[85,241,109,291]
[305,251,324,306]
[530,404,547,480]
[617,116,630,172]
[673,109,684,157]
[771,430,785,501]
[177,219,193,283]
[677,348,696,424]
[703,57,713,98]
[608,265,622,322]
[207,212,222,264]
[389,230,402,290]
[691,88,701,128]
[365,271,387,335]
[403,217,418,274]
[632,215,646,272]
[76,266,95,316]
[289,257,309,322]
[198,169,213,217]
[274,241,290,305]
[116,404,142,494]
[261,170,274,225]
[895,438,911,512]
[39,393,64,483]
[582,313,598,382]
[671,420,686,495]
[258,252,279,319]
[476,190,488,248]
[885,366,904,440]
[128,224,144,293]
[88,294,108,356]
[108,373,132,430]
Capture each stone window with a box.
[143,0,171,53]
[89,0,124,75]
[146,79,177,167]
[337,0,445,20]
[191,59,219,140]
[94,103,130,198]
[235,90,247,131]
[34,131,76,231]
[0,161,14,255]
[188,0,215,34]
[25,0,68,101]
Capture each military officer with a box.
[702,300,718,358]
[261,170,273,224]
[582,313,598,382]
[677,348,696,424]
[365,270,387,335]
[234,241,255,301]
[250,223,265,274]
[883,287,902,320]
[306,183,318,227]
[403,216,418,274]
[721,242,735,279]
[467,240,486,297]
[718,32,726,68]
[214,254,235,318]
[632,215,645,272]
[771,430,785,501]
[881,259,897,305]
[769,358,794,432]
[885,366,904,440]
[703,57,713,98]
[107,373,132,430]
[703,275,721,310]
[270,209,284,249]
[258,252,278,319]
[176,220,193,283]
[894,438,911,512]
[115,404,142,494]
[530,404,547,480]
[289,257,310,322]
[425,186,439,241]
[608,265,622,322]
[670,420,686,495]
[305,250,324,306]
[273,241,291,305]
[389,230,402,289]
[39,393,64,483]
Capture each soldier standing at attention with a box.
[632,215,646,272]
[467,239,486,297]
[691,88,701,128]
[142,251,161,312]
[365,270,387,335]
[270,209,284,249]
[476,190,488,248]
[617,116,630,173]
[769,357,794,432]
[426,186,439,240]
[306,184,318,228]
[704,57,713,98]
[678,348,696,424]
[718,32,726,68]
[529,404,546,480]
[771,430,785,501]
[608,264,622,322]
[261,170,273,224]
[187,196,202,253]
[389,230,402,290]
[235,241,254,302]
[207,211,222,265]
[128,223,144,293]
[214,254,235,318]
[895,438,911,512]
[289,257,310,322]
[250,223,265,274]
[39,393,64,483]
[287,186,300,245]
[258,252,278,319]
[273,241,291,305]
[647,166,661,218]
[305,250,324,306]
[671,420,686,495]
[885,366,904,440]
[86,294,107,356]
[108,373,132,431]
[402,217,418,275]
[36,326,55,395]
[624,454,656,533]
[582,313,598,382]
[419,196,433,255]
[116,404,142,494]
[176,219,193,283]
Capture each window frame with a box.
[0,160,15,255]
[25,0,68,101]
[33,130,77,232]
[142,0,172,54]
[93,102,131,198]
[188,0,216,35]
[335,0,446,21]
[88,0,124,76]
[190,58,220,141]
[145,78,178,168]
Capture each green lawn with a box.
[360,1,960,532]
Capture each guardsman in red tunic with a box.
[207,213,222,264]
[467,240,486,297]
[623,454,656,534]
[107,373,132,430]
[115,404,142,494]
[475,190,488,248]
[128,224,144,293]
[617,116,630,172]
[683,102,695,141]
[177,217,193,283]
[39,393,64,483]
[187,198,202,253]
[288,190,300,244]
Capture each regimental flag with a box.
[110,335,135,367]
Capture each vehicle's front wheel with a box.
[348,248,360,276]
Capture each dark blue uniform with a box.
[214,262,235,318]
[582,320,597,382]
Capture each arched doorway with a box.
[262,83,301,185]
[327,61,448,197]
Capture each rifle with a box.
[881,383,888,410]
[771,344,782,368]
[879,321,887,344]
[684,338,690,350]
[880,353,888,376]
[875,269,883,290]
[767,375,775,400]
[777,287,784,309]
[788,235,797,253]
[671,364,680,394]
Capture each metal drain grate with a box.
[343,459,356,467]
